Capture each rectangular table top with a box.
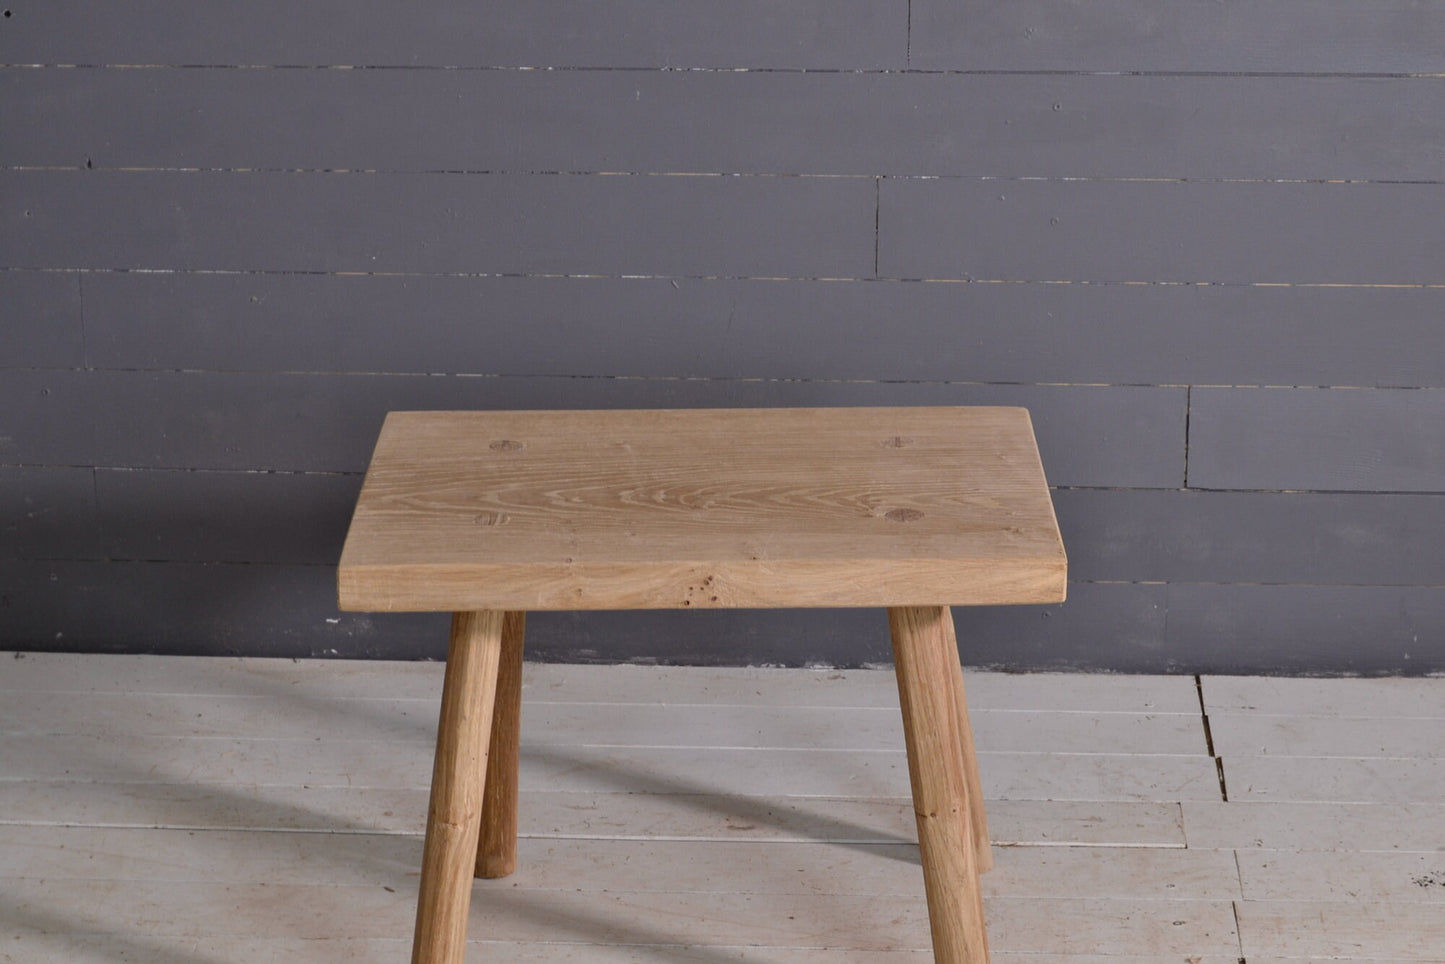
[337,407,1067,612]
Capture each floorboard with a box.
[2,653,1442,960]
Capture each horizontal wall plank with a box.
[94,468,359,565]
[0,466,96,559]
[0,270,82,367]
[1189,387,1445,492]
[0,560,1167,667]
[911,0,1445,74]
[1166,584,1445,676]
[0,559,449,660]
[0,0,904,69]
[0,170,875,277]
[1055,489,1445,585]
[948,583,1169,672]
[879,178,1445,285]
[84,272,1445,387]
[6,68,1441,181]
[9,0,1442,74]
[32,371,1180,487]
[0,369,96,465]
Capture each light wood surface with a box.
[476,610,526,878]
[412,611,504,964]
[940,609,993,874]
[891,606,990,962]
[7,654,1445,960]
[337,407,1066,612]
[0,654,1202,710]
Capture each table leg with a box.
[939,608,993,874]
[476,610,526,878]
[889,606,990,963]
[412,611,505,964]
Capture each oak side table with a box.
[337,406,1067,963]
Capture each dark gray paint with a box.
[0,370,97,465]
[0,466,97,559]
[94,469,360,565]
[68,371,1185,488]
[3,2,1443,672]
[910,0,1445,74]
[0,271,83,368]
[1055,489,1445,585]
[949,583,1171,673]
[1189,388,1445,492]
[0,561,1180,671]
[8,69,1442,182]
[85,272,1445,388]
[1166,584,1445,676]
[525,584,1171,671]
[0,171,875,277]
[0,1,905,69]
[880,178,1445,285]
[0,559,446,658]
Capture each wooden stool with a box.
[337,407,1067,963]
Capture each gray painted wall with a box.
[3,1,1443,673]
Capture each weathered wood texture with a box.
[910,0,1445,73]
[890,607,991,960]
[0,171,877,277]
[1189,387,1445,492]
[878,179,1445,285]
[337,408,1067,611]
[6,655,1444,958]
[3,0,1444,669]
[0,0,906,69]
[412,611,504,964]
[476,610,526,879]
[77,273,1445,387]
[7,69,1442,181]
[0,371,1186,486]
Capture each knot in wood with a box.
[884,507,926,523]
[488,439,525,452]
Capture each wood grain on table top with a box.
[338,407,1066,612]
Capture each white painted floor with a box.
[1,653,1442,962]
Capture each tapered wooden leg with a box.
[412,611,505,964]
[939,608,993,874]
[890,606,990,964]
[476,610,526,878]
